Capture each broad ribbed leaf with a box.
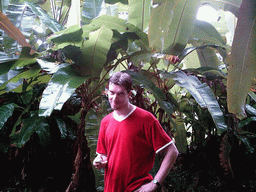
[191,20,226,46]
[39,64,87,117]
[0,65,41,95]
[55,117,68,139]
[47,25,84,49]
[82,0,105,24]
[148,0,200,55]
[90,15,149,49]
[201,0,242,17]
[178,44,227,64]
[227,0,256,119]
[173,116,187,153]
[235,133,254,154]
[81,25,113,77]
[148,0,176,52]
[124,70,176,119]
[0,103,17,130]
[248,91,256,102]
[239,115,256,127]
[37,59,59,73]
[128,0,151,32]
[189,20,228,69]
[163,70,208,108]
[0,11,31,48]
[196,83,227,133]
[162,70,227,132]
[26,2,65,33]
[11,115,49,148]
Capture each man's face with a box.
[108,83,131,111]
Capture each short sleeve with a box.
[147,118,172,153]
[96,119,107,155]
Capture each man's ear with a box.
[128,90,132,97]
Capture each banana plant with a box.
[227,0,256,119]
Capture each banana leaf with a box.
[201,0,242,17]
[0,103,17,130]
[25,2,65,33]
[173,116,187,153]
[162,70,227,133]
[90,15,149,49]
[0,64,41,95]
[82,0,105,24]
[148,0,200,55]
[178,44,227,64]
[189,20,228,69]
[47,24,84,49]
[128,0,151,32]
[227,0,256,119]
[124,70,176,120]
[81,25,113,77]
[245,104,256,116]
[11,115,50,148]
[39,64,87,117]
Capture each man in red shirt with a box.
[93,71,179,192]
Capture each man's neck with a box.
[114,103,135,118]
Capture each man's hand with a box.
[133,181,158,192]
[93,154,108,170]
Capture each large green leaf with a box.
[148,0,200,55]
[191,20,227,46]
[124,70,176,119]
[81,25,113,77]
[39,64,87,117]
[128,0,151,32]
[202,0,242,17]
[47,25,84,49]
[0,103,17,130]
[178,44,227,64]
[162,70,207,108]
[82,0,105,24]
[0,47,38,76]
[227,0,256,119]
[189,20,228,69]
[148,0,176,52]
[162,70,227,133]
[90,15,149,49]
[25,2,65,33]
[11,115,50,148]
[0,64,41,95]
[173,116,187,153]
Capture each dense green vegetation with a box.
[0,0,256,191]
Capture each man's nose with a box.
[112,94,118,101]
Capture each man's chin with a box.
[111,105,120,110]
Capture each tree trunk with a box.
[66,94,96,192]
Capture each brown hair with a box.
[109,71,132,92]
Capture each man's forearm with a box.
[154,143,179,185]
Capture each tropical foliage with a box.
[0,0,256,191]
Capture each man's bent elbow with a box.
[171,143,179,160]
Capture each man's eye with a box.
[119,92,125,96]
